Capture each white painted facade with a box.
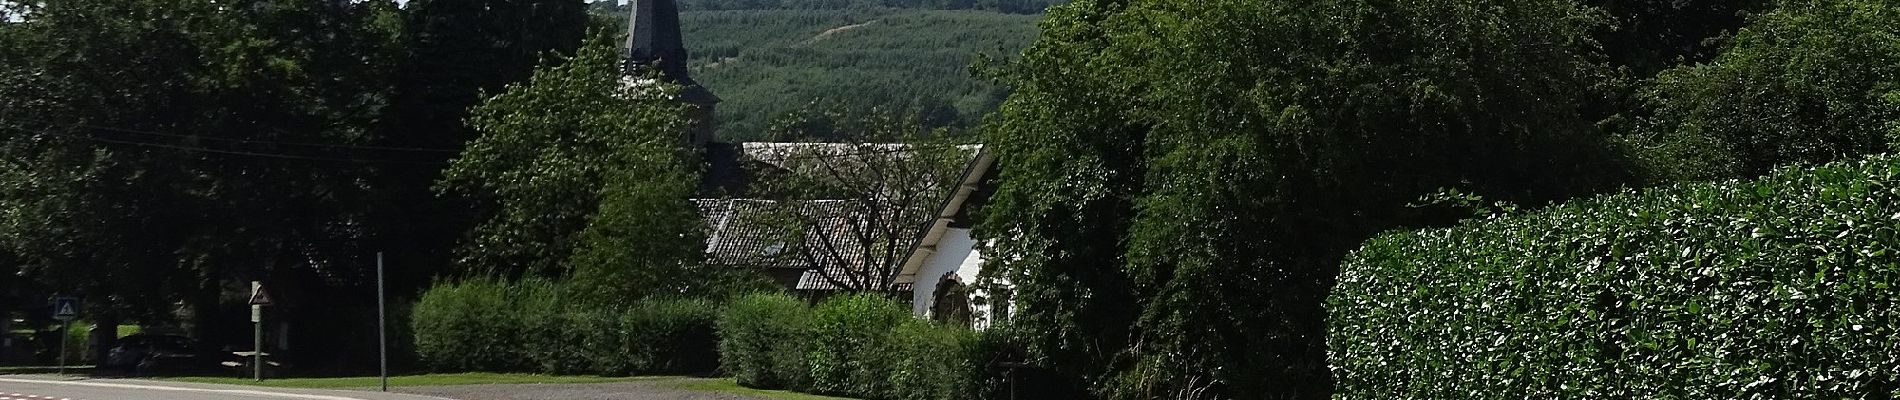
[884,148,1012,328]
[908,229,985,315]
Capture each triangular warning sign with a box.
[55,302,77,317]
[249,286,274,306]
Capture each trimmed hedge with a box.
[411,278,529,372]
[718,292,1016,400]
[808,293,911,398]
[411,279,720,376]
[888,318,979,400]
[1330,155,1900,399]
[718,292,815,389]
[624,298,721,375]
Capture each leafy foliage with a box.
[807,293,909,397]
[1332,154,1900,399]
[618,298,723,375]
[978,0,1628,398]
[718,292,816,389]
[886,318,979,400]
[1622,0,1900,183]
[412,278,530,372]
[717,291,1016,400]
[412,279,722,376]
[0,0,421,367]
[1592,0,1772,78]
[438,30,705,290]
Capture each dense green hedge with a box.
[411,279,720,376]
[718,292,1010,400]
[412,279,530,372]
[808,293,911,397]
[718,292,815,388]
[1330,155,1900,399]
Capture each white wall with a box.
[910,228,984,314]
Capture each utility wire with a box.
[6,117,463,153]
[0,125,448,165]
[0,119,976,164]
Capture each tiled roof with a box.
[696,198,846,270]
[696,198,931,291]
[693,142,985,292]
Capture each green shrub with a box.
[417,279,725,376]
[576,306,637,376]
[887,319,979,400]
[1330,155,1900,399]
[718,292,814,389]
[512,279,589,375]
[808,293,909,398]
[411,278,526,372]
[625,298,721,375]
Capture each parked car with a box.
[104,334,199,374]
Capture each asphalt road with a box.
[0,377,447,400]
[396,380,780,400]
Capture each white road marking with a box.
[0,392,79,400]
[0,378,367,400]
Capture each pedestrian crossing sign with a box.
[52,296,79,321]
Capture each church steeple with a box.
[625,0,719,106]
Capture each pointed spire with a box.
[625,0,718,105]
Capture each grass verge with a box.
[166,372,665,388]
[672,378,857,400]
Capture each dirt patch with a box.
[802,21,877,45]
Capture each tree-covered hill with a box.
[679,0,1057,14]
[596,6,1041,141]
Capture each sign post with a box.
[249,281,273,381]
[377,252,388,392]
[51,296,78,375]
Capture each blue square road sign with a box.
[52,296,79,321]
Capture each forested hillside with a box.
[594,5,1040,141]
[678,0,1057,14]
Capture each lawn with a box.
[166,372,664,388]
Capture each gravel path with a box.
[394,379,776,400]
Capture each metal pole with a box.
[254,305,264,381]
[56,321,68,375]
[377,252,388,392]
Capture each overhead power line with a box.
[0,125,449,165]
[6,117,463,153]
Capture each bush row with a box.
[719,292,1014,400]
[411,278,719,376]
[1330,155,1900,399]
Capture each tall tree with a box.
[0,0,412,367]
[978,0,1626,398]
[438,31,711,302]
[1621,0,1900,183]
[377,0,591,292]
[1592,0,1773,79]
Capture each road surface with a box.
[0,376,446,400]
[397,380,785,400]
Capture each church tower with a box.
[625,0,720,146]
